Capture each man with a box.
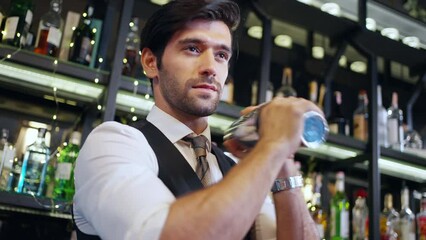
[73,0,321,239]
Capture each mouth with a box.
[193,84,218,92]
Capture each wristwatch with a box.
[271,175,304,193]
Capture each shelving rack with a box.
[0,0,425,239]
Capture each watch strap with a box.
[271,175,303,193]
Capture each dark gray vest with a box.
[74,121,237,239]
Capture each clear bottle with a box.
[0,5,5,40]
[308,80,318,104]
[53,131,81,200]
[68,3,95,66]
[417,198,426,240]
[377,85,388,147]
[330,171,350,240]
[397,187,415,240]
[0,129,16,190]
[266,81,274,102]
[309,173,326,239]
[380,193,399,240]
[2,0,34,47]
[352,189,369,240]
[34,0,63,57]
[353,90,369,141]
[122,17,140,76]
[329,91,349,136]
[220,76,234,104]
[17,128,51,196]
[251,81,274,105]
[387,92,404,151]
[275,67,297,97]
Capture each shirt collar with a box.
[146,105,212,150]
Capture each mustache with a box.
[189,76,222,92]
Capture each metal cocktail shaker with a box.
[223,108,328,149]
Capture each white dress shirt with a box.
[73,105,277,239]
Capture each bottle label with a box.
[387,119,398,144]
[340,209,349,237]
[315,223,324,238]
[81,36,93,63]
[331,206,349,237]
[4,17,19,40]
[55,162,72,180]
[2,146,15,169]
[220,83,233,103]
[265,89,273,102]
[47,27,62,47]
[25,10,33,25]
[22,152,48,193]
[329,123,338,134]
[399,220,415,240]
[353,115,368,141]
[419,216,426,239]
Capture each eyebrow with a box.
[178,38,232,55]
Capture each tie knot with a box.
[183,135,209,158]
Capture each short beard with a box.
[159,69,221,117]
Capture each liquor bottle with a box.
[2,0,34,47]
[330,171,349,240]
[220,76,234,104]
[353,90,369,141]
[17,128,51,196]
[0,129,16,190]
[122,17,140,77]
[328,91,349,136]
[266,81,274,102]
[380,193,399,240]
[309,173,326,239]
[34,0,63,57]
[251,81,274,105]
[397,187,415,240]
[275,67,297,97]
[387,92,404,151]
[377,85,388,147]
[0,5,5,40]
[352,189,369,240]
[318,83,326,110]
[417,198,426,240]
[308,80,318,104]
[53,131,81,200]
[68,3,95,66]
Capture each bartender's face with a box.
[148,19,232,117]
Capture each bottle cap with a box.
[355,188,368,198]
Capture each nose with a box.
[198,50,217,78]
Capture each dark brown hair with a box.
[140,0,240,67]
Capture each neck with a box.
[155,101,209,135]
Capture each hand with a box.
[257,97,323,157]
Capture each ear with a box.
[141,48,158,79]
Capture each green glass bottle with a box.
[2,0,34,47]
[68,3,95,65]
[53,131,81,200]
[330,171,350,240]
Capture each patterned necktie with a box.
[183,135,210,186]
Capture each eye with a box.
[186,46,200,53]
[216,52,230,61]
